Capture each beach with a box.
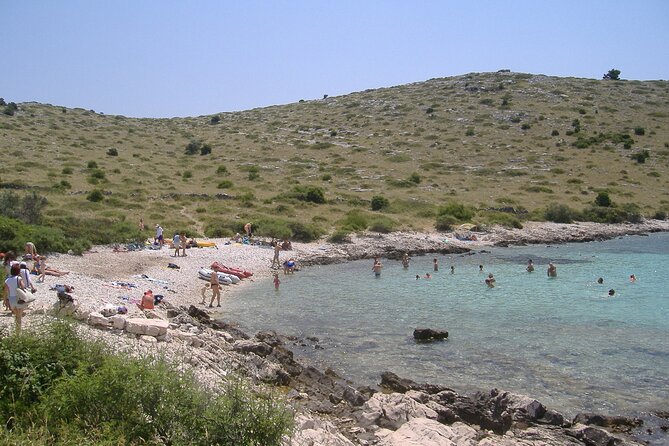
[3,220,669,445]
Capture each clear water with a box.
[226,233,669,418]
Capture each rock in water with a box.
[413,328,449,341]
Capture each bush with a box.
[210,115,221,124]
[551,130,559,136]
[603,69,621,80]
[0,322,293,445]
[465,128,475,137]
[339,211,368,232]
[544,203,578,223]
[476,211,523,229]
[408,172,421,184]
[87,161,98,169]
[368,216,398,233]
[594,191,612,207]
[328,230,351,244]
[0,191,48,224]
[217,165,229,175]
[282,186,326,204]
[634,127,645,136]
[183,171,193,179]
[204,219,244,238]
[437,202,475,221]
[435,214,457,231]
[370,195,390,211]
[582,203,642,223]
[62,167,73,175]
[86,190,104,202]
[106,148,118,156]
[217,180,234,189]
[630,150,649,163]
[653,210,667,220]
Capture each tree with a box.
[603,69,621,80]
[595,192,612,207]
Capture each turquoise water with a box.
[226,233,669,418]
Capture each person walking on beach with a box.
[155,224,164,247]
[372,259,383,278]
[547,262,557,278]
[273,273,281,291]
[433,258,439,272]
[209,271,221,307]
[271,241,281,268]
[200,283,210,305]
[4,263,28,334]
[244,222,253,239]
[172,233,181,257]
[526,259,535,272]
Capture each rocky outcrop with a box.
[376,419,478,446]
[573,413,643,434]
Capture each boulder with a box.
[290,413,355,446]
[360,393,438,430]
[568,424,624,446]
[573,413,642,433]
[376,419,478,446]
[380,371,453,395]
[125,318,169,337]
[232,340,273,357]
[413,328,449,342]
[88,312,111,328]
[109,315,126,330]
[187,305,210,323]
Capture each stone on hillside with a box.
[233,339,273,357]
[125,318,169,337]
[290,414,356,446]
[376,419,478,446]
[360,393,438,430]
[139,335,158,344]
[143,309,162,319]
[109,315,126,330]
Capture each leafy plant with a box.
[370,195,390,211]
[603,69,621,80]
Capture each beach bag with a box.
[16,277,35,305]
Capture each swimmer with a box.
[526,259,535,272]
[485,273,496,288]
[547,262,557,278]
[273,272,281,290]
[402,253,410,269]
[372,259,383,278]
[608,289,615,296]
[433,258,438,272]
[424,273,431,279]
[479,265,483,273]
[629,274,636,283]
[450,265,455,274]
[415,275,420,280]
[597,277,604,284]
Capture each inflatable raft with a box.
[197,268,237,285]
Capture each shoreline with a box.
[3,220,669,445]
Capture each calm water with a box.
[226,233,669,418]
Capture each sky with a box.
[1,0,668,118]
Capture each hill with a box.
[1,71,668,245]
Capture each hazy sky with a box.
[2,1,668,118]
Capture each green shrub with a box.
[90,169,106,180]
[217,180,234,189]
[321,173,332,181]
[287,221,323,242]
[368,215,397,233]
[634,127,645,136]
[435,214,457,231]
[630,150,649,163]
[62,167,73,175]
[408,172,421,184]
[339,211,368,232]
[0,191,48,224]
[582,203,642,223]
[86,189,104,202]
[216,166,229,176]
[328,230,351,243]
[551,130,559,136]
[437,202,475,221]
[370,195,390,211]
[465,128,475,136]
[106,148,118,156]
[204,219,244,238]
[282,186,326,204]
[87,161,98,169]
[544,203,578,223]
[476,211,523,229]
[653,210,667,220]
[0,322,293,445]
[183,171,193,179]
[595,191,612,207]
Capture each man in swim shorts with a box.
[372,259,383,277]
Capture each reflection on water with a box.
[227,234,669,417]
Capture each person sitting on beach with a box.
[485,273,496,288]
[139,290,155,310]
[547,262,557,278]
[24,242,38,260]
[281,240,292,251]
[526,259,535,272]
[232,233,242,243]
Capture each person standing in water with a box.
[450,265,455,274]
[547,262,557,278]
[402,252,410,269]
[273,273,281,291]
[433,258,439,272]
[526,259,535,272]
[372,259,383,278]
[485,273,496,288]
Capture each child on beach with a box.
[273,273,281,291]
[200,283,210,305]
[36,256,47,283]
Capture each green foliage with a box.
[87,161,98,169]
[0,322,293,445]
[368,215,397,233]
[61,167,73,175]
[603,69,621,80]
[216,165,229,175]
[210,115,221,124]
[339,210,368,232]
[0,191,48,224]
[328,230,351,244]
[185,140,212,156]
[183,171,193,179]
[595,191,612,207]
[583,203,642,223]
[2,102,18,116]
[0,215,89,254]
[408,172,421,184]
[204,219,244,238]
[634,127,645,136]
[630,150,649,163]
[435,214,457,231]
[476,211,523,229]
[106,148,118,156]
[87,189,104,202]
[90,169,106,180]
[653,210,667,220]
[217,180,234,189]
[544,202,578,223]
[437,201,475,222]
[551,130,560,136]
[282,185,326,204]
[370,195,390,211]
[465,128,475,137]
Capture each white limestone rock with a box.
[376,419,478,446]
[125,318,169,337]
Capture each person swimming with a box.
[485,273,496,288]
[547,262,557,278]
[526,259,535,272]
[629,274,636,283]
[608,289,615,296]
[597,277,604,284]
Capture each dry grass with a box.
[1,72,668,235]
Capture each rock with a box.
[343,386,367,407]
[124,318,169,337]
[290,413,356,446]
[109,315,126,330]
[139,335,157,344]
[256,330,284,347]
[187,305,210,323]
[360,393,438,430]
[376,419,478,446]
[211,319,250,340]
[143,309,162,319]
[568,424,624,446]
[573,413,643,433]
[232,340,273,357]
[413,328,449,342]
[267,345,303,376]
[88,312,110,328]
[166,308,181,318]
[380,372,453,395]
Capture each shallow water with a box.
[226,233,669,418]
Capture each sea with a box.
[225,233,669,436]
